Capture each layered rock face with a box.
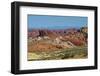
[28,28,80,38]
[28,27,87,46]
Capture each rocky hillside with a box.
[28,27,88,60]
[28,28,79,38]
[28,27,87,46]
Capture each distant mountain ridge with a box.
[28,28,79,38]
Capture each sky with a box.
[28,15,88,30]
